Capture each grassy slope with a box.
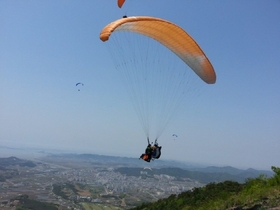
[130,167,280,210]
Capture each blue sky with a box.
[1,1,280,170]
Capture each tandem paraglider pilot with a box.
[139,141,161,162]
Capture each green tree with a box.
[271,166,280,176]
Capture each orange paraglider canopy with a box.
[100,16,216,84]
[118,0,125,8]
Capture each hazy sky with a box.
[1,1,280,170]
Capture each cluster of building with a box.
[0,156,203,209]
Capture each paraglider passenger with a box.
[139,142,161,162]
[151,144,158,156]
[146,144,153,160]
[139,144,152,162]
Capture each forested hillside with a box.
[130,166,280,210]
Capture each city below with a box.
[0,148,273,210]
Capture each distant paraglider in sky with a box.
[100,16,216,144]
[76,82,84,91]
[172,134,178,138]
[172,134,178,140]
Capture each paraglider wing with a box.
[100,16,217,141]
[172,134,178,138]
[118,0,125,8]
[100,16,216,84]
[76,82,84,86]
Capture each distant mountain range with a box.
[0,156,36,170]
[190,166,273,178]
[48,153,274,183]
[115,166,274,184]
[0,147,274,184]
